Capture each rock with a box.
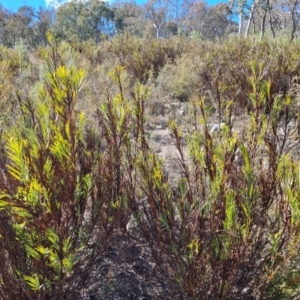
[145,122,154,130]
[177,108,185,118]
[171,102,180,111]
[209,122,226,133]
[164,103,171,114]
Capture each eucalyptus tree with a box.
[1,6,35,47]
[270,0,300,40]
[0,5,11,45]
[242,0,300,39]
[228,0,249,36]
[30,7,54,46]
[53,0,115,42]
[243,0,273,39]
[113,1,145,37]
[179,1,237,39]
[144,0,167,38]
[0,5,53,47]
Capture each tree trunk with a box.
[260,10,267,40]
[245,2,255,38]
[290,0,298,41]
[238,13,243,36]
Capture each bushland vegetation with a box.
[2,0,300,47]
[1,12,300,300]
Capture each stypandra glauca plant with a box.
[125,63,300,298]
[0,36,127,299]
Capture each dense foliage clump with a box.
[1,27,300,299]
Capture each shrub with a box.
[152,38,300,112]
[0,37,128,299]
[126,74,300,298]
[106,32,184,83]
[2,33,300,299]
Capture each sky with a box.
[0,0,222,12]
[1,0,72,10]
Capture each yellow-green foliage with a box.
[1,33,300,299]
[155,86,300,299]
[0,38,129,299]
[0,40,87,298]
